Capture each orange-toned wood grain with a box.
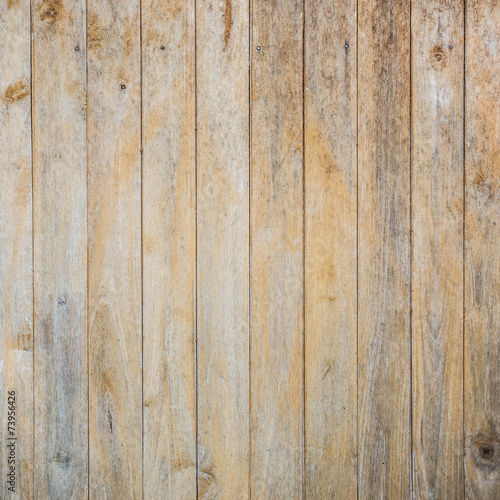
[412,1,464,498]
[142,0,197,497]
[87,0,142,497]
[358,0,411,497]
[251,0,304,497]
[196,0,250,497]
[5,2,500,498]
[304,0,357,497]
[465,1,500,497]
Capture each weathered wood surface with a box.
[465,1,500,498]
[357,0,411,497]
[0,0,33,497]
[32,0,88,497]
[412,1,465,498]
[304,0,357,497]
[251,0,304,497]
[3,1,500,498]
[196,0,250,497]
[142,0,197,498]
[87,0,142,497]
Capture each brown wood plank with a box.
[411,1,465,498]
[32,0,88,496]
[0,0,33,497]
[465,1,500,497]
[87,0,142,497]
[304,0,357,497]
[357,0,411,497]
[196,0,250,497]
[142,0,197,497]
[250,0,304,497]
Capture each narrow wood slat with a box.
[0,0,33,497]
[250,0,304,496]
[87,0,142,497]
[304,0,357,497]
[142,0,197,497]
[32,0,87,497]
[357,0,411,497]
[196,0,250,497]
[411,1,464,497]
[465,1,500,497]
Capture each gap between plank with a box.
[409,0,414,497]
[30,0,35,494]
[194,0,199,496]
[355,0,359,500]
[248,0,253,496]
[462,2,467,498]
[140,0,144,497]
[85,0,90,495]
[355,0,359,498]
[302,0,306,497]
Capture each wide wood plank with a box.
[87,0,142,497]
[412,1,464,498]
[32,0,87,497]
[304,0,357,497]
[465,1,500,497]
[196,0,250,497]
[251,0,304,496]
[142,0,197,497]
[0,0,33,497]
[357,0,411,497]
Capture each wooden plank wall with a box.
[1,0,500,498]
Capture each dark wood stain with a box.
[224,0,232,46]
[4,79,30,103]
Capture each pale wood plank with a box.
[0,0,33,497]
[465,1,500,497]
[250,0,304,496]
[32,0,87,496]
[196,0,250,497]
[411,1,464,497]
[304,0,357,496]
[87,0,142,497]
[357,0,411,497]
[142,0,197,497]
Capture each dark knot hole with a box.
[480,445,495,460]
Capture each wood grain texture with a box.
[357,0,411,497]
[250,0,304,497]
[196,0,250,497]
[0,0,33,497]
[87,0,142,497]
[465,1,500,497]
[304,0,357,497]
[142,0,197,497]
[32,0,87,496]
[5,2,500,498]
[412,1,464,498]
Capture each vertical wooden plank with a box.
[142,0,196,497]
[87,0,142,497]
[357,0,411,497]
[412,1,464,498]
[0,0,33,497]
[465,1,500,497]
[196,0,250,497]
[32,0,87,497]
[251,0,304,497]
[304,0,357,497]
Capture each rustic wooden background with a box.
[1,0,499,498]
